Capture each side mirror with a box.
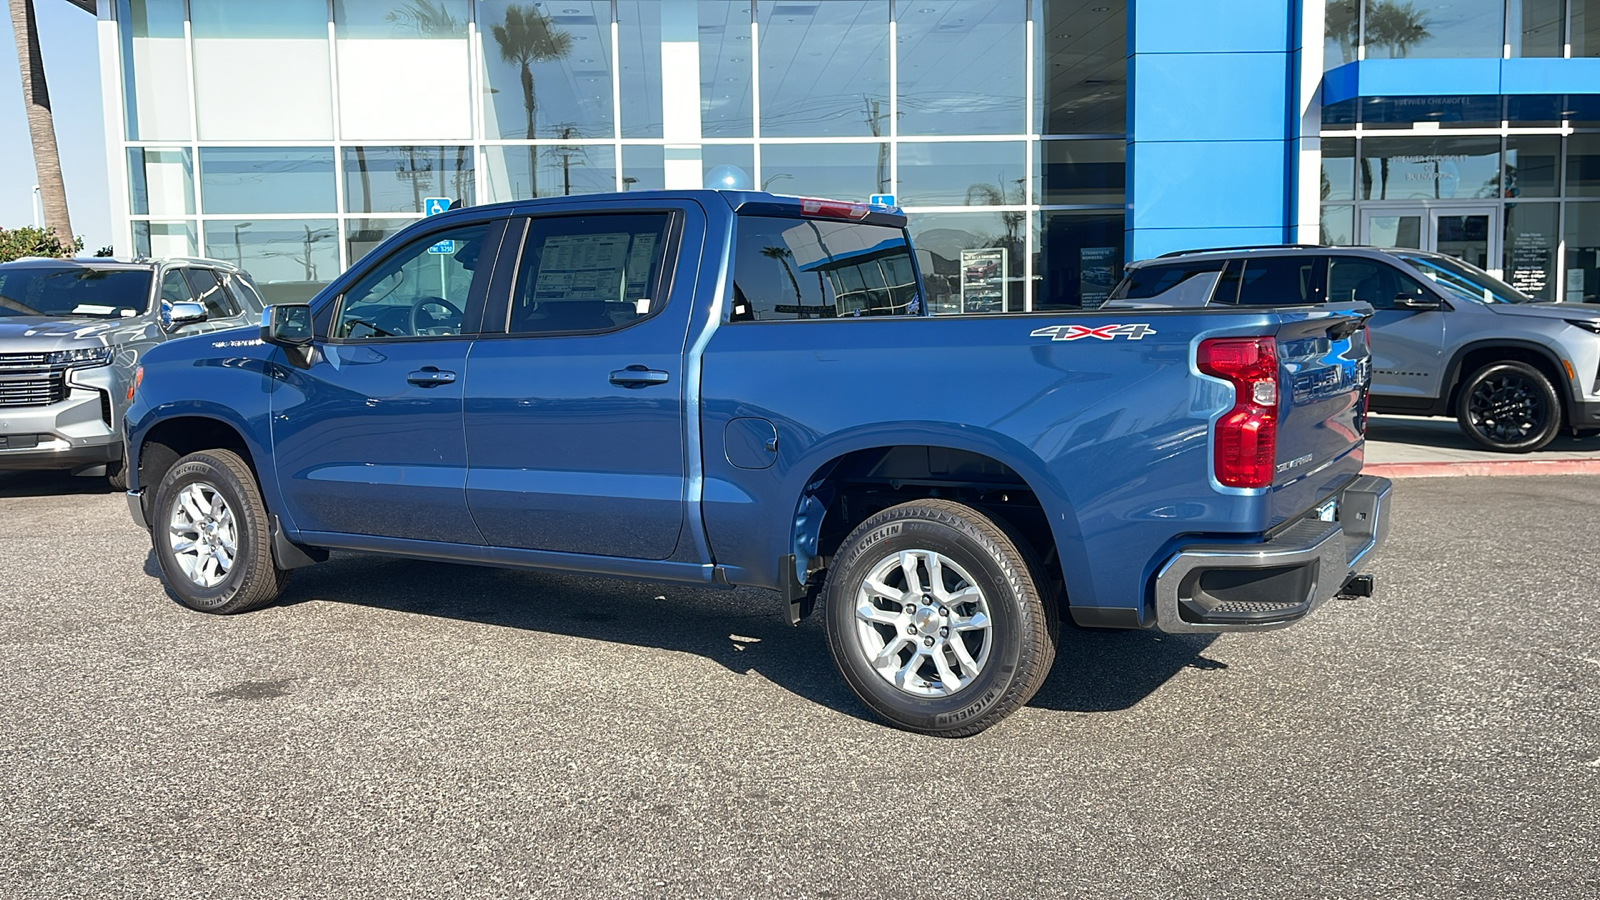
[160,300,207,332]
[1392,294,1441,312]
[260,304,314,346]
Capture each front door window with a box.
[334,222,490,339]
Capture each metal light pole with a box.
[31,184,42,228]
[233,222,252,266]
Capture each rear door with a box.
[462,205,702,559]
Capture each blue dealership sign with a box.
[424,197,454,252]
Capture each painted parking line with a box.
[1364,458,1600,479]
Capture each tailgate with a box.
[1269,304,1371,524]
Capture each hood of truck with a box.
[0,316,150,350]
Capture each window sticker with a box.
[625,233,658,298]
[534,233,632,301]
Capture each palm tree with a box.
[490,4,573,198]
[1366,1,1431,58]
[385,0,461,36]
[761,246,803,311]
[963,177,1025,255]
[8,0,73,251]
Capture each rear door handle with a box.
[609,366,670,388]
[407,367,457,387]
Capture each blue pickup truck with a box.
[123,191,1390,735]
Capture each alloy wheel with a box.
[1467,372,1547,445]
[853,549,993,697]
[167,481,237,589]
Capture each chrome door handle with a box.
[407,367,457,387]
[609,366,670,388]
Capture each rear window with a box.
[731,215,920,321]
[1110,262,1225,302]
[0,266,152,319]
[1214,257,1323,306]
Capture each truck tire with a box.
[1455,360,1562,453]
[106,454,127,491]
[823,499,1056,737]
[151,449,288,614]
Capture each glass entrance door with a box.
[1360,206,1501,276]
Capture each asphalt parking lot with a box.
[1,471,1596,899]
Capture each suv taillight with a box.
[1197,337,1279,489]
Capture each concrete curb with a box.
[1364,459,1600,479]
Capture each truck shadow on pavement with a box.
[144,551,1225,724]
[0,470,117,498]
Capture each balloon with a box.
[704,165,752,190]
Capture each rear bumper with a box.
[1154,475,1392,633]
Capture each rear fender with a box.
[783,424,1087,597]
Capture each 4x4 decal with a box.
[1030,323,1157,342]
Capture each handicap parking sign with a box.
[424,197,452,216]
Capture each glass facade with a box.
[1321,133,1600,301]
[111,0,1126,308]
[1325,0,1600,65]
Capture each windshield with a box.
[0,266,153,319]
[1393,253,1531,304]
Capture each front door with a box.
[1360,205,1501,277]
[464,207,699,560]
[272,219,500,544]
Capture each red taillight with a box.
[1197,337,1279,489]
[799,198,871,219]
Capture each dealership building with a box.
[91,0,1600,307]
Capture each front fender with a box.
[124,337,281,513]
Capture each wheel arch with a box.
[134,411,266,503]
[1443,340,1574,425]
[781,428,1084,618]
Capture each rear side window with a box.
[1110,262,1224,301]
[506,214,671,335]
[182,268,240,319]
[731,215,920,321]
[1214,257,1323,306]
[221,271,265,314]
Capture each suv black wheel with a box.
[822,499,1056,737]
[151,449,289,614]
[1455,361,1562,453]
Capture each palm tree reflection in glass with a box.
[491,4,574,198]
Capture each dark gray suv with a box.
[1108,246,1600,452]
[0,257,265,486]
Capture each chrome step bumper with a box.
[1153,475,1392,633]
